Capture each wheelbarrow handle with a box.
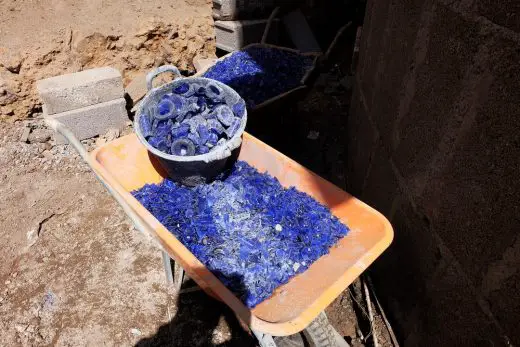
[146,65,183,91]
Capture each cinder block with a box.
[212,0,305,20]
[37,67,124,115]
[213,0,271,20]
[215,19,279,52]
[46,98,128,144]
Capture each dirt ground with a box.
[0,0,216,120]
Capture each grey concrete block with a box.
[215,19,279,52]
[37,67,124,115]
[46,98,128,144]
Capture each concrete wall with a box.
[348,0,519,345]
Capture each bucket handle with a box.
[146,65,182,91]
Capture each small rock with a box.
[193,55,217,72]
[125,73,147,104]
[4,280,11,285]
[1,53,24,74]
[20,126,31,143]
[28,128,52,143]
[130,328,142,336]
[96,137,107,147]
[43,290,57,310]
[275,224,283,232]
[42,150,53,160]
[104,128,120,142]
[293,263,300,272]
[307,131,319,140]
[15,324,26,333]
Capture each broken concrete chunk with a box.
[28,128,52,143]
[193,56,217,72]
[20,126,31,143]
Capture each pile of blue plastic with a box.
[132,161,350,307]
[139,81,246,156]
[203,46,315,108]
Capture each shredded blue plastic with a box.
[202,46,315,108]
[142,81,245,156]
[132,161,349,308]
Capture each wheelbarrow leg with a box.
[161,251,174,286]
[252,330,277,347]
[173,261,185,292]
[162,250,187,292]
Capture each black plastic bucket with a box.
[134,65,247,186]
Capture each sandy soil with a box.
[0,0,216,119]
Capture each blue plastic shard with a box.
[173,82,190,95]
[171,138,196,156]
[171,123,190,138]
[232,99,246,118]
[198,145,210,154]
[139,113,153,138]
[215,105,234,127]
[207,132,219,146]
[154,99,176,120]
[207,119,225,135]
[131,161,350,308]
[226,117,242,138]
[197,124,211,144]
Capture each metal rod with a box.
[252,329,277,347]
[366,276,400,347]
[363,277,379,347]
[162,251,174,285]
[261,7,280,44]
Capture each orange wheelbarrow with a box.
[46,119,393,347]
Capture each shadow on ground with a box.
[135,283,256,347]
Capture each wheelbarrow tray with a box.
[90,133,393,336]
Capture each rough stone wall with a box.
[348,0,520,345]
